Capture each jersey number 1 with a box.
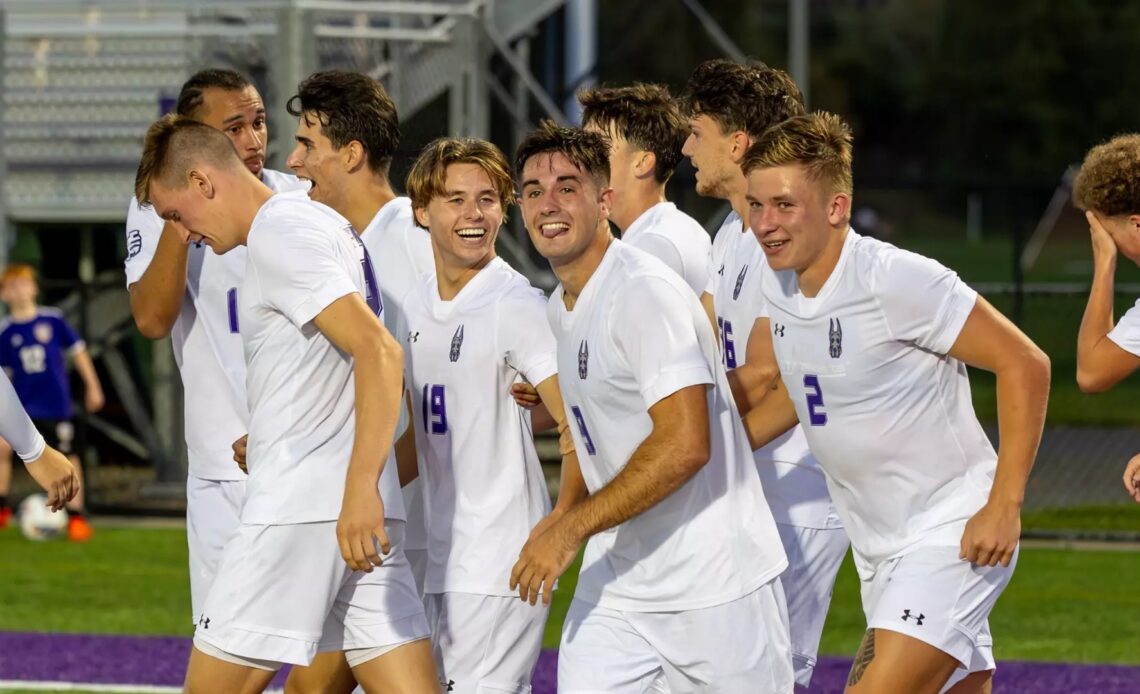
[422,383,448,435]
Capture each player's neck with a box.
[435,252,495,301]
[343,176,397,234]
[6,303,36,320]
[557,224,614,310]
[241,180,276,245]
[797,227,848,298]
[614,185,667,234]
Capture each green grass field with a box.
[2,526,1139,671]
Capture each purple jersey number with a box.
[718,317,737,369]
[804,374,827,426]
[227,288,239,333]
[570,405,597,456]
[422,383,448,434]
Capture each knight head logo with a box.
[733,265,748,300]
[578,340,589,379]
[829,318,842,358]
[449,325,464,363]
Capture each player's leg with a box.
[0,436,12,527]
[945,670,993,694]
[284,652,357,694]
[557,597,669,694]
[349,638,439,694]
[186,475,244,625]
[649,577,795,693]
[428,591,548,693]
[185,641,278,694]
[849,545,1016,694]
[775,523,849,688]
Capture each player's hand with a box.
[959,500,1020,567]
[85,387,105,413]
[25,446,79,511]
[510,382,542,410]
[1123,453,1140,503]
[232,435,248,474]
[1087,211,1118,269]
[337,482,389,573]
[509,516,581,606]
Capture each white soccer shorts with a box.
[424,592,548,693]
[193,520,429,668]
[861,544,1018,690]
[186,474,245,626]
[558,577,794,694]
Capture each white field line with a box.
[0,681,282,693]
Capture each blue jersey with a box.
[0,308,83,420]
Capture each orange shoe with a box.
[0,507,10,529]
[68,515,93,542]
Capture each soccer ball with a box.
[18,494,68,541]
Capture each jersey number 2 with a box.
[804,374,827,426]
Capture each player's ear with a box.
[189,169,216,200]
[730,131,752,164]
[634,150,656,179]
[598,183,614,219]
[413,205,430,229]
[343,140,367,172]
[828,192,852,227]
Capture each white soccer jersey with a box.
[360,197,435,552]
[1108,298,1140,356]
[239,195,404,525]
[709,222,840,530]
[621,202,711,295]
[123,169,307,481]
[705,210,742,295]
[761,230,993,573]
[402,258,557,596]
[551,240,786,612]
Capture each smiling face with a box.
[746,163,849,274]
[286,112,349,210]
[196,86,267,178]
[148,171,245,254]
[681,113,743,199]
[415,162,503,273]
[519,151,613,267]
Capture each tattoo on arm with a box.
[847,629,876,687]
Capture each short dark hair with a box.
[578,83,686,184]
[679,59,805,137]
[134,114,244,205]
[176,69,253,119]
[1072,134,1140,216]
[515,120,611,187]
[287,70,400,174]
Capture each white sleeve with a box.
[873,247,978,355]
[406,227,435,275]
[630,234,686,281]
[612,276,714,409]
[0,373,45,463]
[123,197,166,288]
[500,291,559,386]
[251,221,358,328]
[1108,299,1140,357]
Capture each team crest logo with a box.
[10,334,22,347]
[34,322,52,344]
[733,265,748,300]
[449,325,464,362]
[829,318,842,358]
[578,340,589,379]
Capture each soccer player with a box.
[680,59,847,689]
[578,83,711,293]
[135,115,437,694]
[1073,134,1140,393]
[0,370,80,511]
[124,69,306,625]
[509,121,792,693]
[398,136,583,693]
[0,267,95,532]
[740,112,1050,693]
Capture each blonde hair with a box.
[1072,134,1140,216]
[1,264,36,287]
[741,112,853,195]
[134,114,243,205]
[405,138,517,225]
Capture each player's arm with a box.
[70,347,105,413]
[395,389,419,487]
[312,295,405,572]
[1076,211,1140,392]
[726,317,781,415]
[699,291,718,340]
[128,219,192,339]
[533,375,587,514]
[949,295,1050,567]
[0,373,76,509]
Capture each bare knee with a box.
[945,669,993,694]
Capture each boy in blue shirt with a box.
[0,264,104,540]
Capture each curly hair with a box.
[679,59,805,137]
[741,112,853,195]
[515,120,611,187]
[405,137,516,226]
[578,83,686,184]
[287,71,399,174]
[1072,134,1140,216]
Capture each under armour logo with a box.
[408,331,419,343]
[901,609,924,626]
[829,318,843,358]
[197,616,211,629]
[443,680,455,692]
[717,263,725,276]
[732,265,748,300]
[773,323,785,337]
